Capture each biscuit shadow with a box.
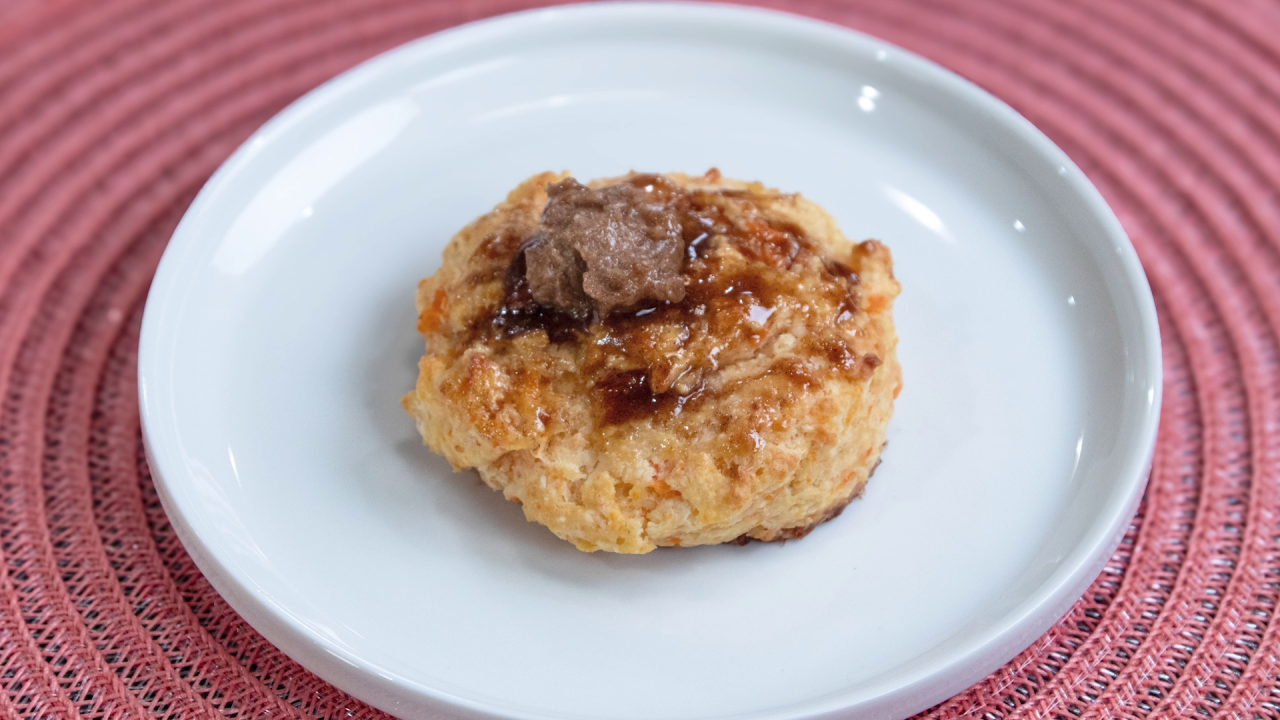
[388,433,741,590]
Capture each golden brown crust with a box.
[403,170,901,553]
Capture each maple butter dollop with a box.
[523,177,686,319]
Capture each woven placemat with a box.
[1,0,1277,717]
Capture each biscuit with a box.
[403,170,900,553]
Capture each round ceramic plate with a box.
[138,4,1162,720]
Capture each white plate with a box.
[138,4,1161,720]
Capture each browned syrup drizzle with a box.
[468,174,863,426]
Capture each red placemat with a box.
[1,0,1277,717]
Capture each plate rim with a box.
[137,3,1163,719]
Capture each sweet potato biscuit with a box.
[403,170,900,553]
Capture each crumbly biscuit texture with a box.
[403,170,900,553]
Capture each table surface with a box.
[0,0,1277,718]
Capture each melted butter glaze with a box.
[595,369,708,426]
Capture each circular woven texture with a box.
[0,0,1277,717]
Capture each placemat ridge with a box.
[0,0,1276,718]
